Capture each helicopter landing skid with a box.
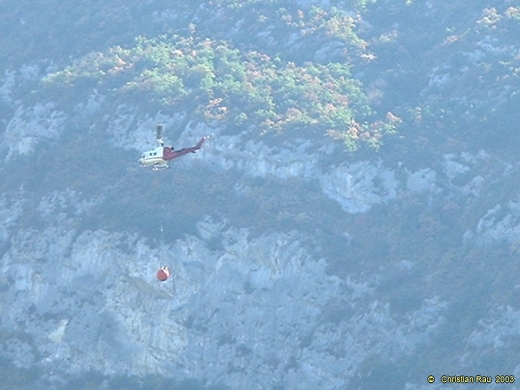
[152,163,170,172]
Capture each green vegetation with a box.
[6,0,518,155]
[360,2,520,158]
[214,0,376,11]
[43,35,398,150]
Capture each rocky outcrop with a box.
[2,92,519,388]
[0,208,448,389]
[2,2,520,389]
[2,103,66,161]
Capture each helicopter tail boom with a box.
[163,137,206,161]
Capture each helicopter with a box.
[138,124,206,171]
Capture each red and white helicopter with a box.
[138,124,206,171]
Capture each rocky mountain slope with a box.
[1,1,520,389]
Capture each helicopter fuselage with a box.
[139,136,205,171]
[139,146,170,170]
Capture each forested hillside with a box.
[1,1,520,389]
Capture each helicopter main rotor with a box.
[156,124,164,147]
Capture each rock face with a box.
[3,103,66,161]
[1,210,447,389]
[2,2,520,389]
[2,76,520,389]
[1,99,520,388]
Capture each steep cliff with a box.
[1,1,520,389]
